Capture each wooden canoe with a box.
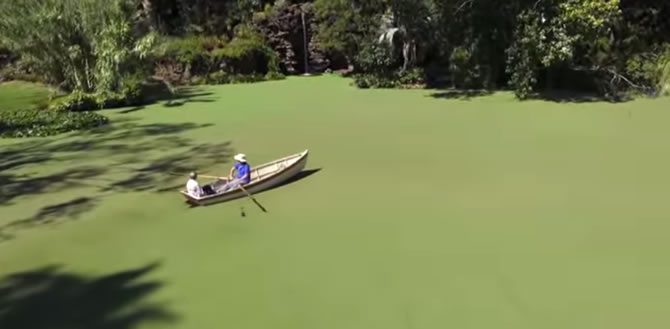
[180,150,309,206]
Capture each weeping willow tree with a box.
[0,0,156,93]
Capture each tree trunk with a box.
[402,42,410,72]
[141,0,156,31]
[401,40,417,72]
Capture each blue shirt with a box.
[235,162,251,184]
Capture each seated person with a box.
[186,172,203,197]
[217,153,251,192]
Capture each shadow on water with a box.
[259,168,322,196]
[7,197,99,231]
[0,116,234,240]
[0,262,177,329]
[532,90,632,103]
[162,87,217,108]
[105,84,218,113]
[429,88,633,104]
[429,89,494,100]
[118,105,146,114]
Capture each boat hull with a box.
[180,150,309,206]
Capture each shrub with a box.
[48,73,150,111]
[265,71,285,81]
[623,45,670,96]
[155,29,282,85]
[48,91,99,112]
[207,71,275,85]
[0,63,42,83]
[0,108,108,138]
[354,42,395,74]
[228,74,265,84]
[207,71,230,84]
[352,74,397,89]
[118,73,147,104]
[211,25,281,75]
[159,35,227,65]
[449,46,488,89]
[396,68,427,88]
[155,35,229,85]
[352,69,426,89]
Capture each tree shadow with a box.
[0,117,235,239]
[532,90,632,103]
[0,167,107,206]
[0,262,177,329]
[163,87,217,108]
[118,105,146,114]
[104,141,233,193]
[259,168,322,195]
[429,89,494,100]
[4,197,99,231]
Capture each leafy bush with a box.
[354,42,395,74]
[0,108,108,138]
[159,35,227,65]
[48,91,99,112]
[155,28,281,85]
[49,83,148,112]
[352,74,395,89]
[623,45,670,96]
[212,25,281,75]
[207,71,230,84]
[0,62,43,83]
[265,71,285,81]
[352,69,426,89]
[396,68,427,87]
[449,46,485,89]
[207,71,270,84]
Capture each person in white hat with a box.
[217,153,251,192]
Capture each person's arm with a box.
[228,166,236,180]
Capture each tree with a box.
[0,0,157,93]
[506,0,622,98]
[313,0,385,69]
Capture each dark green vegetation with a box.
[1,76,669,328]
[0,109,108,138]
[1,0,670,103]
[0,82,109,138]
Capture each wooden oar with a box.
[237,184,268,213]
[168,172,221,179]
[215,176,267,213]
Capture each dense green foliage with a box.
[1,0,669,99]
[154,25,283,85]
[0,108,108,138]
[0,0,157,94]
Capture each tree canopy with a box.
[1,0,668,99]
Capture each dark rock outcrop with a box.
[254,3,329,75]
